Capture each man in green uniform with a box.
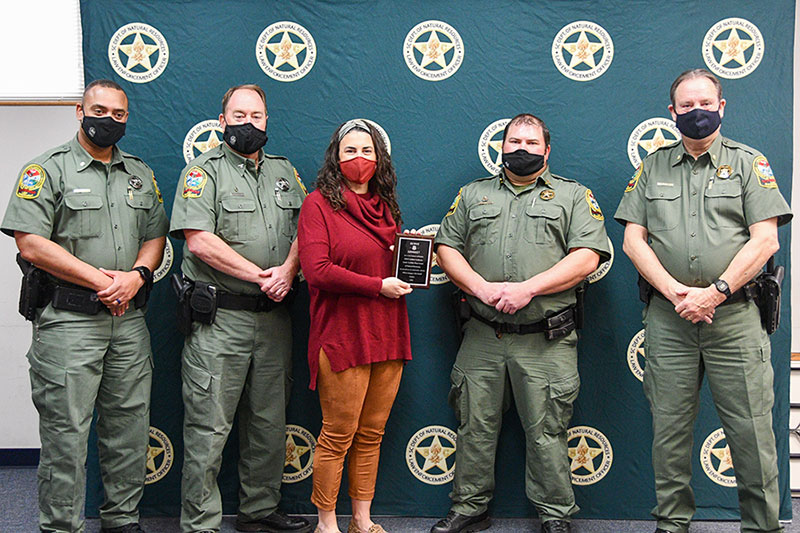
[2,79,169,533]
[170,84,311,533]
[431,114,610,533]
[614,69,791,533]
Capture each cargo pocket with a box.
[448,366,467,426]
[181,358,214,422]
[746,343,774,417]
[544,373,580,435]
[63,193,103,238]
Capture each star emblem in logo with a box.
[712,27,754,68]
[285,433,311,472]
[627,118,680,169]
[194,130,222,154]
[282,424,316,483]
[119,32,160,70]
[700,428,737,487]
[638,128,672,155]
[405,425,457,484]
[417,434,456,473]
[568,435,603,473]
[144,426,174,484]
[710,444,734,474]
[266,31,307,69]
[562,31,604,69]
[414,31,455,68]
[146,443,165,474]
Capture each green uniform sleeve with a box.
[434,187,467,253]
[143,170,170,241]
[567,186,611,264]
[1,161,56,239]
[169,164,217,239]
[613,162,647,227]
[740,154,792,227]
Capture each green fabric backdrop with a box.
[80,0,793,520]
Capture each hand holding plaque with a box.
[392,233,434,289]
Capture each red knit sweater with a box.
[297,189,412,389]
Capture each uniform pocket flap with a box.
[704,181,742,198]
[274,191,302,209]
[644,186,680,201]
[526,203,561,219]
[64,194,103,210]
[126,192,154,210]
[182,360,212,391]
[220,196,256,213]
[28,358,67,386]
[549,374,580,399]
[468,204,502,221]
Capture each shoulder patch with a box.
[293,167,308,195]
[585,189,603,220]
[182,166,208,198]
[753,156,777,188]
[152,172,163,203]
[625,164,642,193]
[445,188,462,217]
[16,164,46,199]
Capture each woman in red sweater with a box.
[297,119,413,533]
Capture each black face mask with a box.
[674,108,721,140]
[81,116,126,148]
[502,149,545,176]
[224,123,268,154]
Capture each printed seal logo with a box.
[406,425,457,485]
[404,20,464,81]
[478,119,510,174]
[552,21,614,81]
[567,426,613,485]
[284,424,316,483]
[753,156,777,189]
[153,239,173,283]
[16,164,46,199]
[627,118,681,169]
[145,426,173,484]
[586,237,613,284]
[256,21,316,82]
[417,224,449,285]
[703,18,764,79]
[700,428,737,487]
[183,120,224,164]
[108,23,169,83]
[627,329,646,382]
[357,118,391,154]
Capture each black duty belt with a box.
[216,291,282,313]
[652,283,755,306]
[46,282,148,315]
[469,306,576,340]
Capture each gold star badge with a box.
[711,444,734,474]
[713,28,754,67]
[417,435,455,473]
[488,139,503,166]
[413,31,455,68]
[119,33,160,71]
[638,128,674,155]
[266,31,307,69]
[284,434,311,472]
[193,130,223,154]
[146,443,165,474]
[568,435,603,473]
[562,31,604,69]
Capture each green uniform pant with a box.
[447,318,580,522]
[644,296,782,533]
[180,306,292,533]
[29,305,153,533]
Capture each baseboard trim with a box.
[0,448,40,467]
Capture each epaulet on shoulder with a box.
[118,149,148,167]
[192,145,225,165]
[36,143,71,164]
[652,140,681,155]
[720,137,758,156]
[264,153,289,162]
[549,173,578,185]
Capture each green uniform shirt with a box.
[614,135,792,286]
[170,143,306,296]
[435,168,611,324]
[1,135,169,270]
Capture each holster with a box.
[16,254,46,321]
[637,274,653,304]
[574,281,586,330]
[171,273,194,335]
[756,257,784,335]
[51,285,104,314]
[451,290,471,342]
[189,280,217,325]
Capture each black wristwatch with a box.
[133,265,153,285]
[713,278,731,299]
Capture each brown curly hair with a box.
[315,122,402,225]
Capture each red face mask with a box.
[339,156,377,184]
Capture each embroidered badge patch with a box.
[586,189,603,220]
[626,164,642,193]
[293,167,308,195]
[753,156,776,188]
[445,188,462,217]
[152,173,163,203]
[16,164,46,199]
[182,167,207,198]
